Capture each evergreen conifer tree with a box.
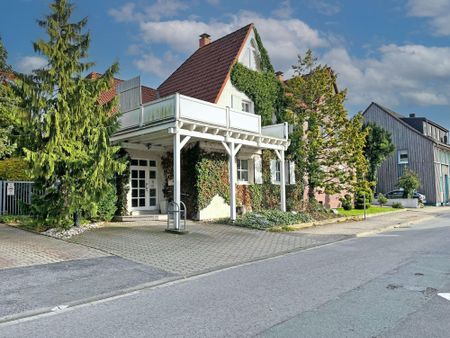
[18,0,126,226]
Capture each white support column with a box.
[173,132,181,230]
[275,149,287,213]
[222,141,242,221]
[229,142,237,221]
[280,150,286,212]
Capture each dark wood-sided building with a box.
[363,102,450,206]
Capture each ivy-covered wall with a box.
[160,143,304,219]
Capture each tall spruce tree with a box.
[18,0,125,227]
[284,50,368,201]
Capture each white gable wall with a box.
[216,28,261,114]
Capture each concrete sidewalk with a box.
[292,208,446,237]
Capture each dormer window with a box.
[242,100,251,113]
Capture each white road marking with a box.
[438,293,450,301]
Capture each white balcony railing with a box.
[117,93,287,140]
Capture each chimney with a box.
[199,33,211,48]
[409,113,416,118]
[275,71,284,82]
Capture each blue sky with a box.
[1,0,449,128]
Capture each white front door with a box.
[130,159,158,211]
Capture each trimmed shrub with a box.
[0,157,31,180]
[377,193,388,207]
[340,194,353,211]
[392,202,404,209]
[232,210,312,230]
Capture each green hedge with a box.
[0,157,31,180]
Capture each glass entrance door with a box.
[130,159,158,211]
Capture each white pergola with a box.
[112,87,290,231]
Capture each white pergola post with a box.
[173,133,181,229]
[275,149,287,212]
[172,132,191,230]
[222,141,242,221]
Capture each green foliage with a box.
[90,183,117,221]
[114,149,130,216]
[377,193,388,207]
[196,151,230,209]
[0,37,18,159]
[230,29,285,125]
[362,122,395,186]
[397,169,421,198]
[0,157,31,180]
[284,49,368,201]
[340,194,353,211]
[232,210,312,230]
[392,202,404,209]
[16,0,126,227]
[354,181,373,209]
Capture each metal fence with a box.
[0,181,35,216]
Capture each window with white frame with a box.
[275,160,281,182]
[237,159,249,182]
[241,100,251,113]
[398,150,409,164]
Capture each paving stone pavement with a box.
[68,222,347,275]
[0,224,107,269]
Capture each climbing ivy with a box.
[230,28,285,126]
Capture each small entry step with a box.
[113,214,168,222]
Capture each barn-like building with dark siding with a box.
[363,102,450,206]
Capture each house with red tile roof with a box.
[107,24,292,227]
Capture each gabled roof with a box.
[157,24,253,103]
[363,102,450,150]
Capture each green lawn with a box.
[336,206,398,217]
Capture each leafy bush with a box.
[232,210,313,230]
[340,194,353,211]
[397,169,421,198]
[392,202,404,209]
[377,193,388,207]
[0,157,31,180]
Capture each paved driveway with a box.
[0,224,105,269]
[68,221,347,275]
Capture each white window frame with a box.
[237,159,249,183]
[241,100,251,113]
[398,150,409,164]
[275,160,281,183]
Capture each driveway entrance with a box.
[68,221,345,275]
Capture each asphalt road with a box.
[1,211,449,338]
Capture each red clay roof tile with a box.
[157,24,253,103]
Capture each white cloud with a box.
[272,0,293,19]
[108,3,137,23]
[304,0,341,16]
[322,44,450,107]
[407,0,450,35]
[16,56,47,73]
[108,0,189,23]
[138,11,328,72]
[134,51,180,78]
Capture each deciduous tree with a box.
[284,50,368,202]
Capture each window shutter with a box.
[254,156,263,184]
[270,159,277,184]
[289,161,296,185]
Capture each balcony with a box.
[116,93,288,144]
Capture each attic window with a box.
[242,39,261,71]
